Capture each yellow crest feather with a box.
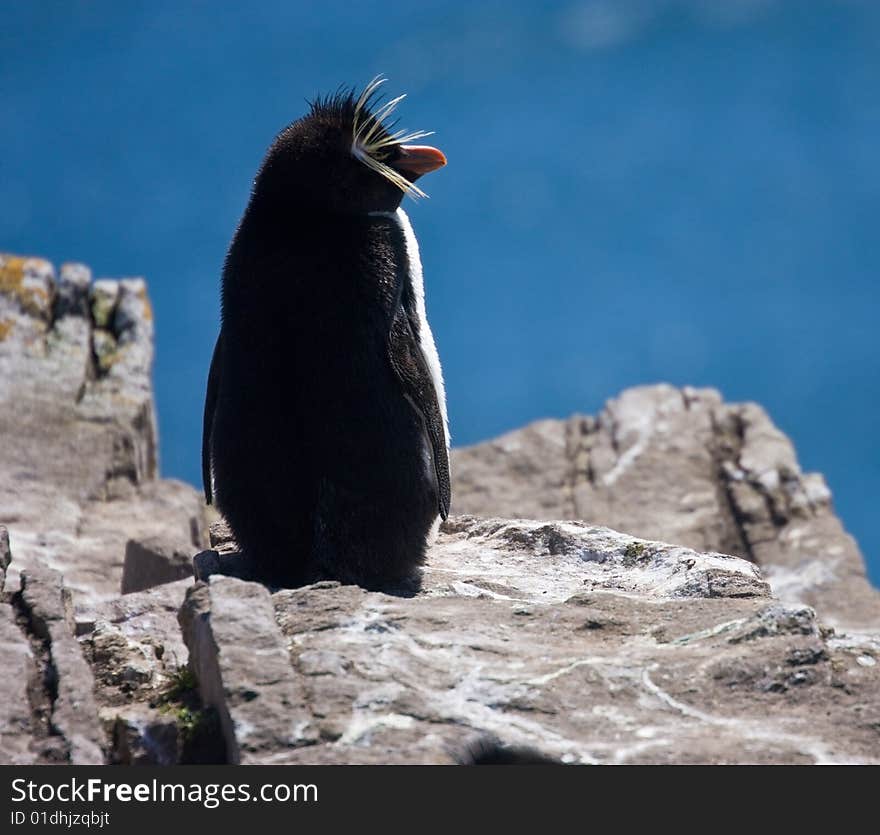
[352,76,434,200]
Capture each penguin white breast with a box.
[370,208,450,449]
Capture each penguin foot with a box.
[193,549,258,583]
[193,548,308,590]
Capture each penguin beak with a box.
[391,145,447,180]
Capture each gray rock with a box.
[77,580,198,765]
[178,577,313,764]
[49,514,879,766]
[3,250,878,765]
[452,384,880,630]
[208,517,237,552]
[55,262,91,319]
[18,566,105,764]
[164,516,880,764]
[0,253,207,615]
[80,579,192,691]
[107,704,181,766]
[0,603,39,764]
[0,525,10,593]
[122,537,194,595]
[88,621,162,689]
[20,564,75,639]
[431,516,769,601]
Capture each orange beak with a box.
[391,144,447,179]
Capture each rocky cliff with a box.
[0,254,207,608]
[451,385,879,631]
[1,253,878,765]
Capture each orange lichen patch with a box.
[0,256,26,293]
[0,318,13,341]
[0,255,53,319]
[134,284,154,322]
[135,286,154,322]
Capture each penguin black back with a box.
[203,79,450,590]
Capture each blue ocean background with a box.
[2,1,878,582]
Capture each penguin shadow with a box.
[454,735,565,766]
[191,548,423,598]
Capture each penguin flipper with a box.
[202,332,223,504]
[388,309,451,520]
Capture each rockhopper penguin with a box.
[202,78,450,589]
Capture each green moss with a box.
[89,281,119,328]
[152,665,226,763]
[623,541,647,560]
[160,665,198,701]
[156,666,206,742]
[171,705,208,742]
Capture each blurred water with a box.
[1,0,878,581]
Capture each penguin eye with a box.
[350,76,435,199]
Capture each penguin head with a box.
[254,78,446,216]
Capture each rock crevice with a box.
[4,558,104,764]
